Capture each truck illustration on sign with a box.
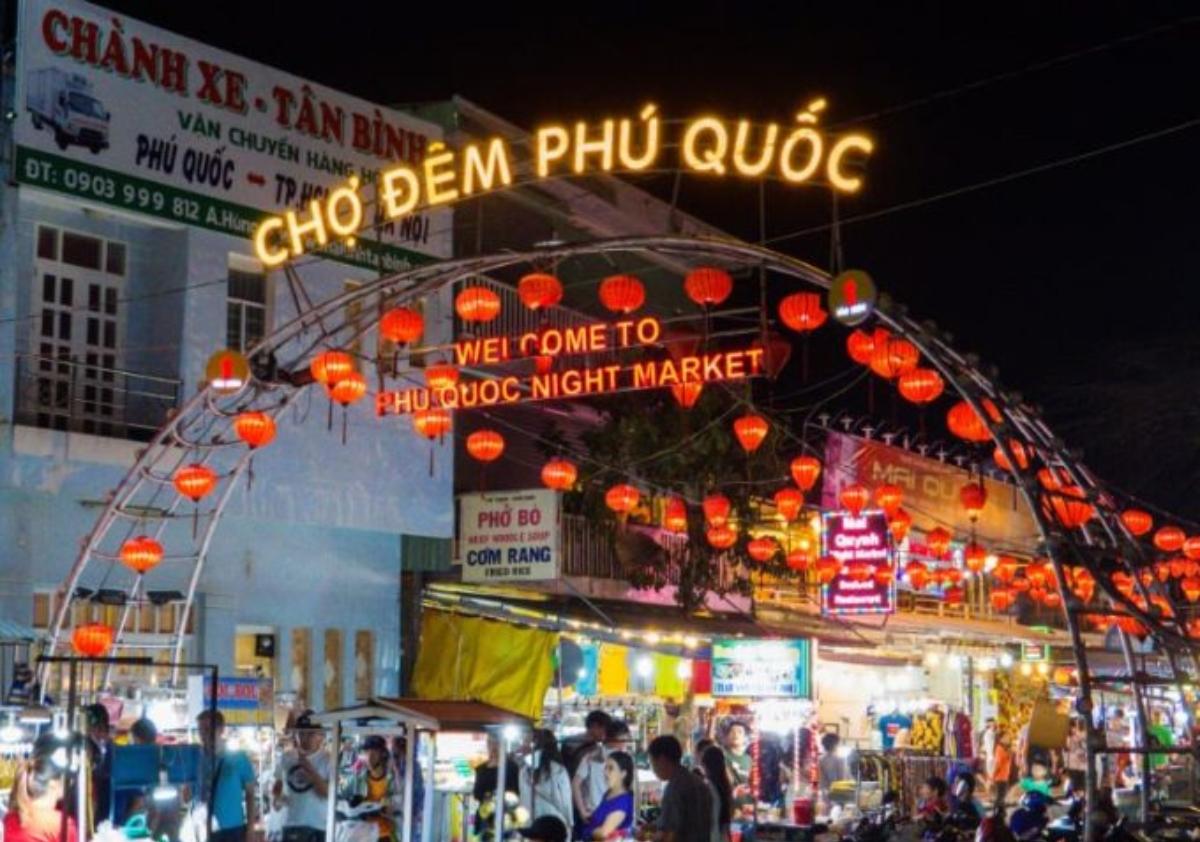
[25,67,110,153]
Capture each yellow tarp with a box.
[598,643,629,696]
[654,653,685,700]
[411,610,556,720]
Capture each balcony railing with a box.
[13,353,181,442]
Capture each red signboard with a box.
[822,510,895,615]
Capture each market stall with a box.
[313,697,529,842]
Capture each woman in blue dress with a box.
[581,750,635,840]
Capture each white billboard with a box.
[457,490,561,583]
[13,0,451,269]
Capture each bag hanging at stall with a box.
[1027,699,1068,750]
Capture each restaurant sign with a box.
[711,638,812,698]
[822,510,895,615]
[822,431,1040,554]
[457,490,561,583]
[186,675,274,726]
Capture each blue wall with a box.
[0,185,453,702]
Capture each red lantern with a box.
[1183,537,1200,561]
[939,567,963,588]
[174,464,217,501]
[875,484,904,517]
[541,458,577,491]
[466,429,505,462]
[869,338,918,379]
[897,368,944,405]
[1182,578,1200,603]
[684,267,733,307]
[918,528,948,559]
[874,565,895,586]
[1026,563,1049,590]
[889,508,913,543]
[424,363,459,391]
[1120,509,1153,537]
[703,493,731,527]
[1046,486,1093,529]
[964,542,987,574]
[379,307,424,344]
[790,456,821,492]
[310,350,354,385]
[707,524,737,550]
[671,382,703,409]
[839,483,870,515]
[990,588,1014,612]
[120,536,163,575]
[778,292,827,333]
[747,536,778,563]
[233,411,276,449]
[412,408,451,440]
[846,329,876,364]
[72,623,114,657]
[733,413,769,453]
[773,488,804,523]
[960,481,988,521]
[993,440,1029,473]
[1037,468,1064,492]
[1170,557,1189,579]
[786,548,811,572]
[1010,575,1031,593]
[1156,527,1185,554]
[455,285,501,322]
[946,401,991,443]
[517,273,563,310]
[606,484,641,515]
[328,371,367,406]
[598,275,645,314]
[816,556,840,584]
[664,498,688,533]
[1112,571,1135,599]
[993,556,1018,583]
[905,561,929,590]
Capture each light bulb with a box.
[636,656,654,678]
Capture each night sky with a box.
[88,2,1200,517]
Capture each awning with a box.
[313,697,528,731]
[0,620,40,642]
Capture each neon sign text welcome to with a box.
[254,99,873,266]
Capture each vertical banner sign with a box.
[822,510,895,615]
[13,0,450,269]
[458,489,561,583]
[711,638,812,698]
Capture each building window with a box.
[27,225,126,434]
[226,255,268,352]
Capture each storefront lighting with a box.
[151,769,178,802]
[636,656,654,677]
[644,632,661,645]
[947,654,963,669]
[683,636,700,649]
[1020,663,1033,676]
[51,747,70,769]
[1000,652,1014,668]
[1036,662,1049,676]
[985,554,998,571]
[576,668,588,680]
[503,724,522,744]
[18,704,52,725]
[979,657,997,671]
[0,715,24,744]
[925,653,941,667]
[677,660,693,680]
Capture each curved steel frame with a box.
[46,235,1198,831]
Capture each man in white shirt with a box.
[571,711,613,834]
[273,711,331,842]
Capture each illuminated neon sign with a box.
[254,99,874,266]
[821,510,896,616]
[376,315,765,415]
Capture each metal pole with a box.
[63,658,77,842]
[402,725,415,842]
[495,731,507,842]
[326,720,341,842]
[422,730,436,842]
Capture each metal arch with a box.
[49,234,1196,827]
